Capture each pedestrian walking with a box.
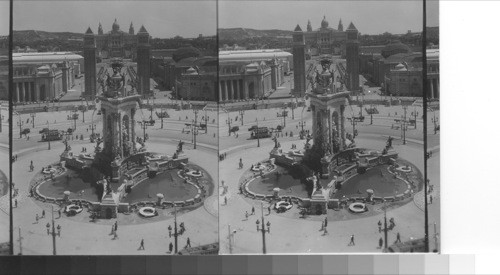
[14,199,18,208]
[429,195,433,204]
[396,232,401,243]
[115,221,118,231]
[186,238,191,248]
[349,235,355,246]
[324,217,328,228]
[42,210,45,218]
[224,196,228,205]
[139,239,145,250]
[58,209,61,218]
[169,242,173,253]
[113,231,118,240]
[378,220,382,233]
[268,206,271,215]
[35,214,39,224]
[251,206,255,215]
[245,211,249,220]
[320,221,324,231]
[110,225,115,235]
[379,237,383,248]
[323,227,329,235]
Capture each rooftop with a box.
[219,49,292,62]
[13,52,83,64]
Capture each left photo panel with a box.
[12,0,218,255]
[0,0,10,255]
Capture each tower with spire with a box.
[129,22,134,35]
[292,24,306,97]
[98,22,103,35]
[136,25,151,95]
[345,22,360,91]
[83,27,97,99]
[338,19,343,32]
[307,20,312,32]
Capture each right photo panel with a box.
[218,0,439,254]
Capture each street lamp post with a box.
[347,117,357,139]
[226,117,232,137]
[290,98,296,120]
[167,207,179,254]
[30,113,36,128]
[413,106,418,130]
[402,106,407,145]
[193,109,199,149]
[239,110,245,126]
[277,106,287,127]
[17,227,23,255]
[256,118,260,147]
[227,224,237,254]
[17,114,23,138]
[298,121,306,139]
[383,200,389,251]
[370,105,374,125]
[80,100,87,123]
[45,205,60,255]
[47,120,51,150]
[138,120,150,141]
[89,124,96,138]
[431,110,439,135]
[255,202,271,254]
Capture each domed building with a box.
[94,19,146,59]
[303,16,351,55]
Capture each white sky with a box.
[0,1,9,35]
[12,0,217,38]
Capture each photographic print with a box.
[218,0,439,254]
[0,0,9,255]
[11,0,219,255]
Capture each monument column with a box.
[131,108,136,154]
[328,108,332,153]
[118,112,123,158]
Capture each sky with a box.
[12,0,217,38]
[0,1,9,35]
[219,0,439,35]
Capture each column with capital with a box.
[234,79,238,100]
[340,104,346,149]
[218,81,222,102]
[16,82,20,102]
[328,108,332,153]
[229,79,234,100]
[243,78,249,99]
[26,82,31,102]
[118,112,123,158]
[20,82,25,102]
[429,80,434,99]
[35,81,40,102]
[224,80,228,101]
